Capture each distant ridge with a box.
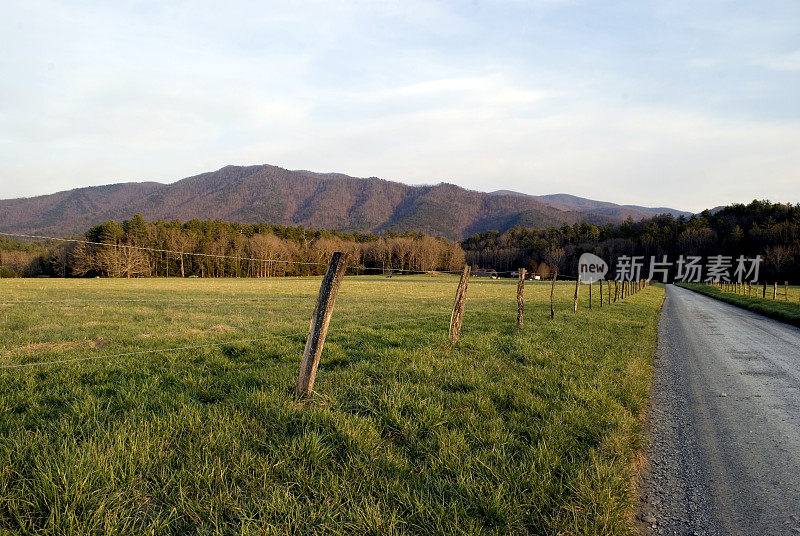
[0,165,688,240]
[489,191,691,220]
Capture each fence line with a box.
[1,251,654,381]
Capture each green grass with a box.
[678,283,800,328]
[0,276,664,535]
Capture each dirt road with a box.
[639,284,800,535]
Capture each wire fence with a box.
[0,274,647,379]
[1,233,654,400]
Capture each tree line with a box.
[462,200,800,281]
[1,215,465,278]
[4,200,798,281]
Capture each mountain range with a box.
[0,164,691,241]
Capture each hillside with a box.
[0,165,607,240]
[0,165,687,240]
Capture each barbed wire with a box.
[0,230,577,278]
[0,313,451,369]
[0,231,330,266]
[0,296,315,304]
[1,231,460,273]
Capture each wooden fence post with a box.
[573,277,580,312]
[599,279,603,308]
[516,268,526,329]
[773,282,777,300]
[589,278,593,309]
[614,280,618,302]
[786,281,789,301]
[449,265,471,344]
[550,270,557,319]
[295,252,348,398]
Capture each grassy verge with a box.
[678,283,800,327]
[0,276,663,535]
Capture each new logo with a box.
[578,253,608,283]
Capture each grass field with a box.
[678,282,800,328]
[0,276,664,535]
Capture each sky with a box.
[1,0,799,212]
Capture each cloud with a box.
[1,0,799,214]
[754,50,800,71]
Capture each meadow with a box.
[0,275,664,535]
[679,282,800,327]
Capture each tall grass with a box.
[0,276,663,535]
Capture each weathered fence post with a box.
[295,252,347,399]
[786,281,789,301]
[516,268,526,329]
[449,265,471,344]
[614,280,618,302]
[589,278,593,309]
[599,279,603,308]
[773,282,777,300]
[573,277,580,312]
[550,270,557,319]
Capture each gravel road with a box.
[638,284,800,536]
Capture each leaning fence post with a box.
[295,251,347,399]
[516,268,526,329]
[550,270,557,319]
[573,277,580,312]
[449,265,471,345]
[607,278,611,304]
